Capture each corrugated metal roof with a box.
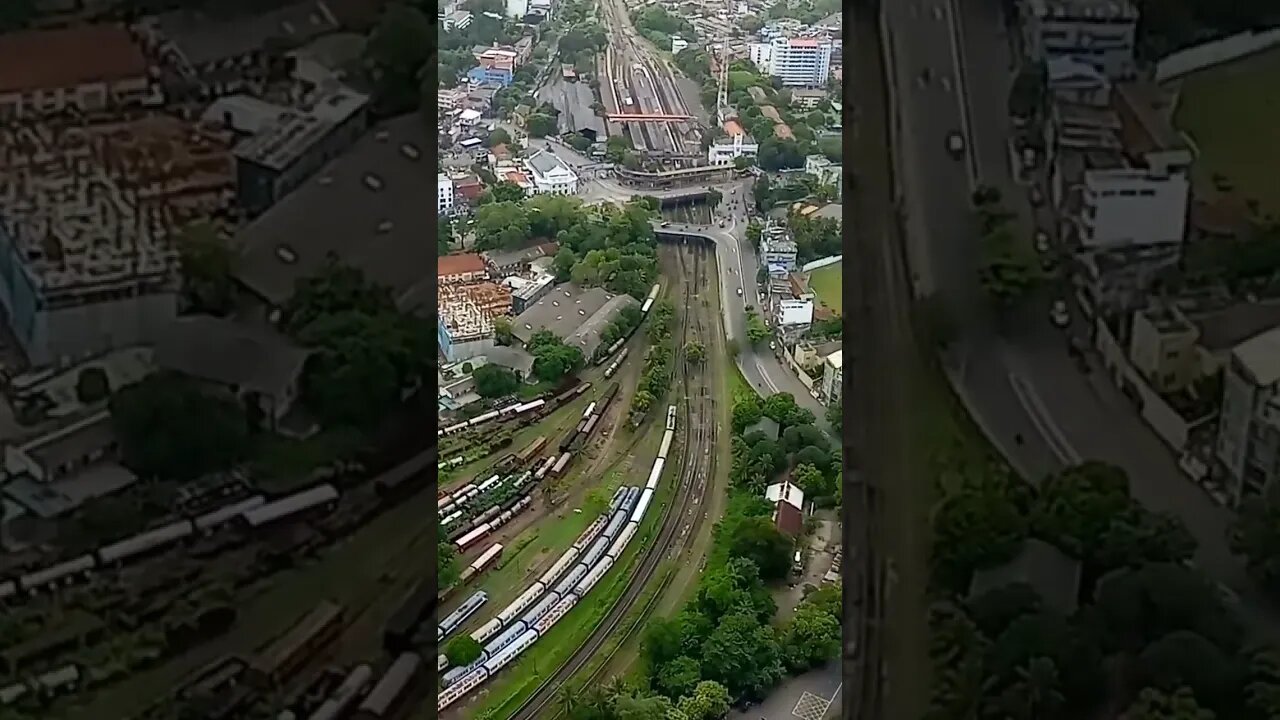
[242,485,338,527]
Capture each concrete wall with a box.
[1156,28,1280,83]
[801,255,842,273]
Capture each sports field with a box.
[1175,46,1280,216]
[807,262,843,316]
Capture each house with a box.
[467,57,515,87]
[969,538,1082,615]
[481,346,537,382]
[438,173,456,216]
[153,317,312,429]
[805,155,842,188]
[0,25,149,120]
[4,411,119,484]
[526,150,579,195]
[759,223,798,273]
[1214,324,1280,506]
[482,243,558,278]
[438,254,488,285]
[765,480,804,536]
[820,350,842,404]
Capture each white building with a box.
[775,298,814,327]
[759,223,798,272]
[505,0,528,18]
[526,150,579,194]
[438,173,456,216]
[1216,325,1280,507]
[1021,0,1138,80]
[805,155,842,188]
[671,36,689,54]
[749,36,832,88]
[708,119,759,164]
[820,349,842,404]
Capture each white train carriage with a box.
[98,520,194,565]
[582,402,597,419]
[666,405,677,431]
[21,555,95,593]
[605,523,638,562]
[631,488,655,523]
[658,429,674,460]
[645,459,665,490]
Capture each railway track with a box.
[510,243,717,720]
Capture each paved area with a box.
[748,666,842,720]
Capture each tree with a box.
[297,310,429,429]
[978,221,1038,306]
[472,364,519,397]
[110,374,249,481]
[1245,649,1280,719]
[677,681,731,720]
[1231,496,1280,598]
[527,113,559,137]
[0,0,35,31]
[779,598,841,671]
[996,656,1065,720]
[1121,687,1215,720]
[1092,563,1241,656]
[493,316,515,345]
[364,4,432,112]
[282,259,396,335]
[731,396,764,434]
[527,331,586,382]
[1135,631,1240,714]
[473,202,531,251]
[825,400,842,434]
[487,128,512,147]
[685,341,705,364]
[726,516,793,581]
[986,612,1105,712]
[178,222,235,315]
[966,582,1042,639]
[614,690,676,720]
[76,367,111,404]
[481,181,527,204]
[699,608,784,700]
[1031,462,1133,563]
[445,636,483,666]
[932,479,1029,593]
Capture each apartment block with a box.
[438,173,456,216]
[1021,0,1138,80]
[1216,326,1280,507]
[750,36,832,87]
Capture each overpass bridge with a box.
[614,163,742,189]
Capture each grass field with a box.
[1176,47,1280,218]
[807,262,843,316]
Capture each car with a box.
[719,221,726,227]
[1030,185,1044,206]
[946,131,965,158]
[1034,230,1050,254]
[737,287,743,296]
[660,221,670,227]
[768,342,775,350]
[1050,300,1070,328]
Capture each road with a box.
[535,137,829,425]
[750,665,842,720]
[886,0,1280,634]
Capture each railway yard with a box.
[435,240,727,720]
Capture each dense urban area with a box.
[434,0,843,715]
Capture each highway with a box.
[885,0,1280,635]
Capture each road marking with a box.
[756,359,781,394]
[942,0,979,188]
[1008,373,1081,465]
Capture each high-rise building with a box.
[750,36,833,88]
[438,173,455,216]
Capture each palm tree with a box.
[558,685,579,717]
[930,650,996,720]
[1000,656,1064,720]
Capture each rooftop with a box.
[438,253,487,277]
[766,480,804,509]
[566,294,640,358]
[0,25,147,95]
[154,317,312,396]
[969,538,1083,616]
[20,411,115,473]
[826,349,843,369]
[1026,0,1138,20]
[747,416,781,441]
[1233,324,1280,387]
[482,346,536,376]
[511,284,612,343]
[151,1,341,67]
[1139,304,1194,334]
[773,501,803,536]
[232,86,369,171]
[526,149,573,178]
[233,114,430,310]
[1193,301,1280,353]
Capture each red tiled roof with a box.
[437,253,487,277]
[0,25,146,94]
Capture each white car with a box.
[1050,300,1070,328]
[737,287,743,296]
[1034,231,1050,254]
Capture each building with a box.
[443,10,473,29]
[0,25,150,120]
[750,36,833,87]
[438,254,488,285]
[820,349,842,403]
[139,1,341,99]
[467,56,515,88]
[153,317,311,428]
[510,284,638,360]
[775,298,814,327]
[510,275,556,314]
[483,243,558,278]
[745,416,781,441]
[233,86,369,217]
[789,88,829,110]
[438,283,507,362]
[481,346,537,382]
[969,539,1082,615]
[233,115,430,315]
[759,224,799,273]
[0,116,241,366]
[1128,304,1201,393]
[438,174,456,216]
[1214,325,1280,506]
[5,411,118,484]
[526,150,580,195]
[1020,0,1138,81]
[805,154,842,188]
[709,119,759,165]
[765,481,804,536]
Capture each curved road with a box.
[886,0,1279,634]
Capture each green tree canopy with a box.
[110,373,249,481]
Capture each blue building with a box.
[466,64,513,87]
